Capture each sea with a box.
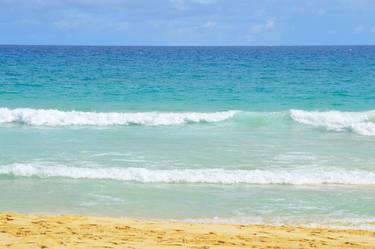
[0,45,375,229]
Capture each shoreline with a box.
[1,213,375,248]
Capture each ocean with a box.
[0,45,375,228]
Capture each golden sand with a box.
[0,213,374,249]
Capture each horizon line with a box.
[1,44,375,47]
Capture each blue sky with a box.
[0,0,374,45]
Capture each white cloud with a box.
[192,0,217,4]
[170,0,216,4]
[53,19,76,29]
[250,24,263,33]
[169,0,187,9]
[354,25,364,32]
[204,20,217,28]
[250,18,275,33]
[317,8,327,15]
[107,21,130,31]
[52,11,129,32]
[65,0,124,5]
[52,12,90,29]
[353,25,375,33]
[169,0,216,9]
[265,19,274,29]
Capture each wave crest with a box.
[2,107,375,136]
[1,164,375,185]
[290,109,375,136]
[0,108,238,126]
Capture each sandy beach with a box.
[0,213,374,249]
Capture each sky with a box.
[0,0,374,45]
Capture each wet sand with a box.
[0,213,374,248]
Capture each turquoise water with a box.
[1,46,375,228]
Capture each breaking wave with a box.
[1,164,375,185]
[0,107,238,126]
[1,107,375,136]
[290,109,375,136]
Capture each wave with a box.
[290,109,375,136]
[1,107,375,136]
[0,108,238,126]
[1,164,375,185]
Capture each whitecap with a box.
[0,107,238,126]
[290,109,375,136]
[1,164,375,185]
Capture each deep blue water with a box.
[1,45,375,111]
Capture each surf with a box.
[1,107,375,136]
[0,107,238,126]
[2,163,375,185]
[290,109,375,136]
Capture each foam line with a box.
[0,107,238,126]
[2,164,375,185]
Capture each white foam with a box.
[290,109,375,136]
[181,217,375,230]
[0,108,238,126]
[1,164,375,185]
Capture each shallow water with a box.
[0,46,375,228]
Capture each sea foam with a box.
[1,164,375,185]
[0,108,238,126]
[1,107,375,136]
[290,109,375,136]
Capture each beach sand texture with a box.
[0,213,374,249]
